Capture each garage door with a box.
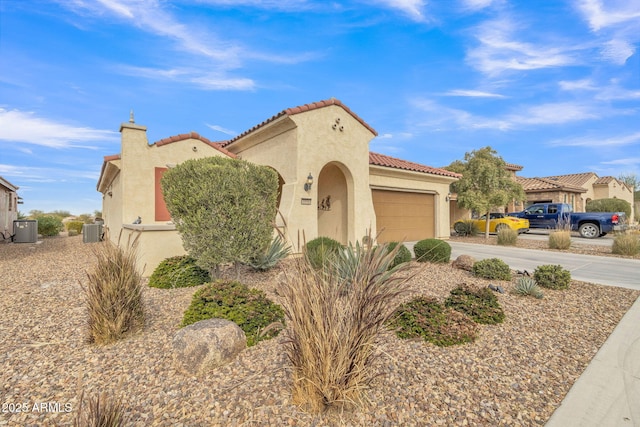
[372,190,434,243]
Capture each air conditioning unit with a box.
[13,220,38,243]
[82,224,103,243]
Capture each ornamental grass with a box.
[278,238,414,413]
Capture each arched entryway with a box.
[317,163,349,244]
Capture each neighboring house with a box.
[97,99,461,275]
[516,172,634,220]
[0,176,20,239]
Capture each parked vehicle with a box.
[454,213,530,235]
[507,203,626,238]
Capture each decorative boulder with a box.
[452,255,476,272]
[172,318,246,375]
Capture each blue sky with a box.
[1,0,639,215]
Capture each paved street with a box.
[404,240,639,290]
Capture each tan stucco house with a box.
[516,172,634,219]
[97,99,460,275]
[0,176,20,240]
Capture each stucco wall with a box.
[227,105,377,250]
[1,186,18,234]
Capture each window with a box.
[548,205,558,214]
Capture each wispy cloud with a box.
[0,163,98,182]
[559,78,597,91]
[600,157,640,166]
[0,109,118,149]
[115,65,256,90]
[575,0,640,31]
[460,0,499,11]
[509,102,600,126]
[548,131,640,147]
[368,0,428,21]
[466,18,579,75]
[443,89,506,98]
[205,124,237,136]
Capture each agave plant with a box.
[248,235,292,271]
[514,276,544,299]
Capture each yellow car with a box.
[454,213,529,235]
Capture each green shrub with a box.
[83,238,145,345]
[248,235,291,271]
[514,276,543,299]
[612,233,640,256]
[304,236,344,270]
[35,215,64,237]
[444,285,505,325]
[386,242,412,270]
[387,297,478,346]
[182,280,284,347]
[496,227,518,246]
[549,230,571,250]
[413,239,451,263]
[586,198,631,218]
[453,220,477,236]
[533,264,571,290]
[66,220,84,234]
[471,258,511,280]
[148,255,211,289]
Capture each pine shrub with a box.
[533,264,571,290]
[413,238,451,263]
[471,258,511,280]
[386,242,412,270]
[181,280,284,347]
[444,285,505,325]
[304,236,344,270]
[148,255,211,289]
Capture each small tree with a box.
[161,157,279,277]
[446,146,525,238]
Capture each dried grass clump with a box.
[549,230,571,250]
[612,233,640,256]
[83,234,144,345]
[74,390,128,427]
[279,239,414,413]
[496,227,518,246]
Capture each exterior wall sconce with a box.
[445,192,452,202]
[304,173,313,192]
[107,191,113,197]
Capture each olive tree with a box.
[161,157,279,277]
[446,146,525,238]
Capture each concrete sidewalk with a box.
[545,295,640,427]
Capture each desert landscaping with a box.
[1,234,638,426]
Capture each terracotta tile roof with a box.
[103,154,121,162]
[543,172,596,188]
[369,152,462,178]
[505,162,523,171]
[516,176,586,193]
[594,176,615,185]
[221,98,377,147]
[153,132,236,158]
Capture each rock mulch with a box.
[0,236,638,426]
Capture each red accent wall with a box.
[155,167,171,221]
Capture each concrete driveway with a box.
[404,241,639,290]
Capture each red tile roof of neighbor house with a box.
[369,152,462,178]
[505,163,523,171]
[543,172,596,187]
[515,176,586,192]
[221,98,378,147]
[154,132,236,158]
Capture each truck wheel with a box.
[579,223,600,239]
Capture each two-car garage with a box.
[372,189,435,243]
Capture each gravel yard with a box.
[1,235,638,426]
